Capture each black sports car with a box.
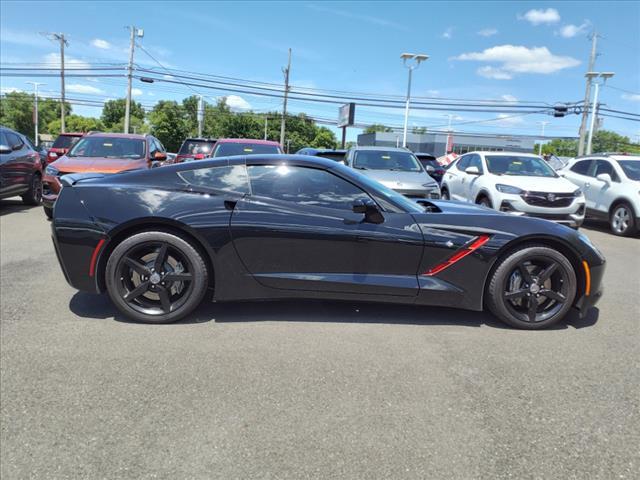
[51,155,605,329]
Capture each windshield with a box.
[213,143,282,157]
[420,159,440,169]
[179,140,216,156]
[52,135,81,149]
[617,160,640,181]
[354,150,422,172]
[68,136,146,159]
[317,152,346,162]
[485,155,557,177]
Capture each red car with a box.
[174,137,217,163]
[211,138,283,157]
[46,132,84,163]
[42,133,168,218]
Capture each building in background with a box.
[357,131,572,156]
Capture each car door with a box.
[445,155,470,201]
[463,154,484,201]
[591,160,620,213]
[229,162,424,297]
[563,159,593,203]
[0,131,30,196]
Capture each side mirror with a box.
[596,173,612,184]
[465,166,481,175]
[153,151,167,161]
[352,199,384,224]
[0,144,11,154]
[425,165,435,173]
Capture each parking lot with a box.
[1,199,638,479]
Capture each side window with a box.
[153,138,165,153]
[5,132,24,150]
[148,138,159,157]
[468,154,483,172]
[0,131,8,147]
[248,165,371,210]
[178,164,250,194]
[570,160,592,176]
[593,160,619,182]
[456,155,471,172]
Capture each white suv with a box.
[560,154,640,236]
[441,151,586,228]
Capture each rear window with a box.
[213,143,282,157]
[52,135,81,149]
[178,140,216,156]
[316,152,346,162]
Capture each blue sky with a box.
[1,1,639,142]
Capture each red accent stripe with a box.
[424,235,491,276]
[89,239,106,277]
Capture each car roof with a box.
[471,151,541,157]
[57,132,85,137]
[215,138,281,146]
[575,154,640,162]
[88,132,148,140]
[298,148,347,154]
[350,146,412,152]
[182,137,217,142]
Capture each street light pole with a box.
[537,121,549,155]
[400,53,429,148]
[124,26,143,134]
[26,82,45,146]
[586,71,615,155]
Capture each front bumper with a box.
[42,174,63,209]
[574,261,605,317]
[496,193,585,227]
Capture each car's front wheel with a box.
[610,203,637,236]
[486,245,577,329]
[105,231,209,324]
[441,188,450,200]
[21,173,42,206]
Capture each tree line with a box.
[0,92,338,152]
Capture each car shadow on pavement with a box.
[0,199,38,216]
[69,292,599,330]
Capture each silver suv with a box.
[345,146,440,200]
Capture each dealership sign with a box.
[337,103,355,128]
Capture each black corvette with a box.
[51,155,605,329]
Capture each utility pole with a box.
[197,95,204,137]
[264,116,268,140]
[124,26,143,134]
[279,48,291,147]
[26,82,45,146]
[578,32,599,156]
[400,53,429,148]
[537,121,549,155]
[586,72,615,154]
[44,33,68,132]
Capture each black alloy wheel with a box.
[105,231,209,323]
[477,197,492,208]
[486,245,577,329]
[22,174,42,206]
[441,188,450,200]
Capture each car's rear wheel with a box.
[486,245,576,329]
[105,231,209,324]
[441,188,450,200]
[21,173,42,206]
[476,196,492,208]
[610,203,637,236]
[43,206,53,219]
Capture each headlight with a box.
[496,184,524,195]
[422,183,436,188]
[45,165,59,176]
[573,188,583,197]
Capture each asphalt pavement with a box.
[1,199,638,479]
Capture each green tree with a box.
[412,126,427,134]
[203,99,232,138]
[364,123,392,134]
[592,130,632,153]
[311,127,337,149]
[537,138,578,157]
[0,91,70,136]
[47,115,104,135]
[101,98,144,130]
[147,100,189,152]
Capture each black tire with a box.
[609,202,637,237]
[476,196,492,208]
[43,206,53,219]
[441,188,450,200]
[105,231,209,324]
[21,173,42,206]
[485,245,577,329]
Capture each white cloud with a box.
[622,93,640,102]
[519,8,561,25]
[91,38,111,49]
[477,66,513,80]
[442,27,453,39]
[66,84,105,95]
[478,28,498,37]
[455,45,580,79]
[131,88,143,97]
[225,95,251,111]
[426,89,440,97]
[1,87,23,94]
[494,114,525,126]
[44,53,92,70]
[501,94,518,102]
[305,4,408,31]
[0,29,50,48]
[557,22,590,38]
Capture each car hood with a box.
[51,156,148,173]
[492,174,579,193]
[359,169,438,188]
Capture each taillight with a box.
[194,153,205,160]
